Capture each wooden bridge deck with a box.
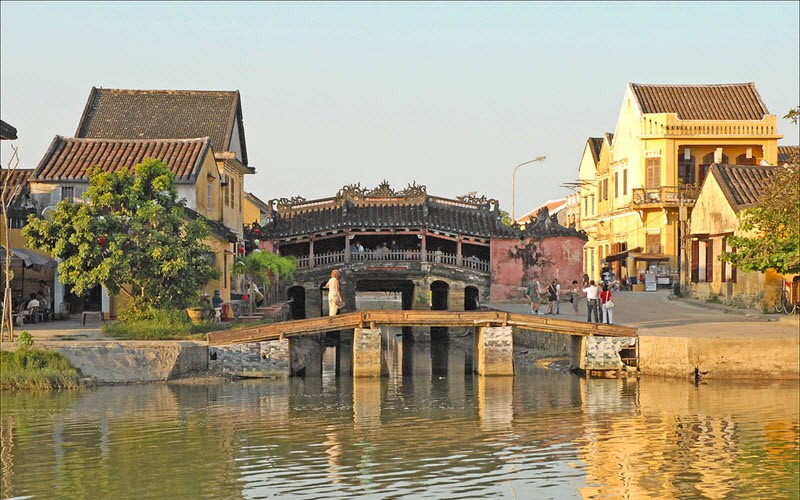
[206,310,637,346]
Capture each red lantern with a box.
[238,244,245,255]
[98,236,107,247]
[254,228,260,235]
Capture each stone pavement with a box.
[489,289,799,341]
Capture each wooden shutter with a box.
[623,169,628,194]
[706,239,714,283]
[731,246,737,283]
[720,236,727,282]
[614,172,619,198]
[645,158,661,188]
[691,240,699,282]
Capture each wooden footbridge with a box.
[206,310,637,345]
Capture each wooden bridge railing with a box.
[207,310,637,346]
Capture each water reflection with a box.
[1,367,797,499]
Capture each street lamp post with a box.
[511,156,547,222]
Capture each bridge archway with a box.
[355,279,414,310]
[430,280,449,311]
[464,286,480,311]
[287,286,306,319]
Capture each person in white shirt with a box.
[583,280,601,323]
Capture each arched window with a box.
[701,152,728,182]
[735,153,756,165]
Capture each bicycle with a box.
[775,281,798,314]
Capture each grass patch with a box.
[1,345,82,390]
[103,308,225,340]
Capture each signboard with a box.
[645,272,657,292]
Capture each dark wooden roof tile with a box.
[631,83,769,120]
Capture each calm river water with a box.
[1,357,798,499]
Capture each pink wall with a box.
[489,236,585,302]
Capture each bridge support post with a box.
[569,335,587,372]
[473,326,514,376]
[336,330,353,376]
[290,334,324,377]
[353,328,383,377]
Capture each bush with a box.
[104,308,218,340]
[1,335,82,390]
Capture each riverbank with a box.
[2,290,798,383]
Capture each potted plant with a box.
[186,294,211,324]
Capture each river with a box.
[1,349,797,500]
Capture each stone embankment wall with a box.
[639,336,800,380]
[31,341,209,384]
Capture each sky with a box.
[2,1,798,217]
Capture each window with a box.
[645,158,661,188]
[603,179,609,201]
[614,172,619,198]
[678,156,696,185]
[231,178,236,207]
[691,240,699,283]
[61,186,74,202]
[591,195,595,215]
[736,153,756,165]
[207,181,213,211]
[225,183,230,206]
[583,197,588,216]
[646,233,661,254]
[623,169,628,195]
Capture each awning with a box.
[0,247,57,269]
[629,251,671,262]
[605,246,642,263]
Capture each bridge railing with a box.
[294,250,490,272]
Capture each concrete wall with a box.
[489,236,585,302]
[34,341,208,384]
[639,335,800,380]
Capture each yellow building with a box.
[576,83,782,285]
[243,191,271,227]
[15,86,255,316]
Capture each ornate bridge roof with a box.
[261,182,585,240]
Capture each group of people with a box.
[14,280,51,326]
[526,274,616,324]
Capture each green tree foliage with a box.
[719,164,800,275]
[232,251,296,294]
[23,159,219,313]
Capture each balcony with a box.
[631,186,701,208]
[639,115,781,138]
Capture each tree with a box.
[232,251,297,295]
[499,209,513,226]
[718,164,799,275]
[23,159,219,313]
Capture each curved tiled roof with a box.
[261,183,585,240]
[75,87,248,165]
[778,146,799,164]
[630,83,769,120]
[32,136,213,183]
[710,163,778,211]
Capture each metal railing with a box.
[631,186,701,206]
[293,249,490,272]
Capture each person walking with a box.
[326,269,343,316]
[555,279,562,314]
[546,280,558,315]
[600,283,614,324]
[570,280,581,314]
[525,279,542,315]
[583,280,601,323]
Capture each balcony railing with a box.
[631,186,701,206]
[293,250,490,272]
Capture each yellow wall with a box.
[578,84,782,281]
[243,195,263,226]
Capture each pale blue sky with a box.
[2,1,798,215]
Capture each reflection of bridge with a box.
[207,310,637,376]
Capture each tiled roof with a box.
[588,137,603,165]
[710,163,778,211]
[1,119,17,140]
[630,83,769,120]
[32,136,213,183]
[261,183,585,240]
[1,168,32,200]
[265,199,517,239]
[778,145,799,164]
[516,199,567,224]
[75,87,248,165]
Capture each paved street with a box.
[490,289,799,340]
